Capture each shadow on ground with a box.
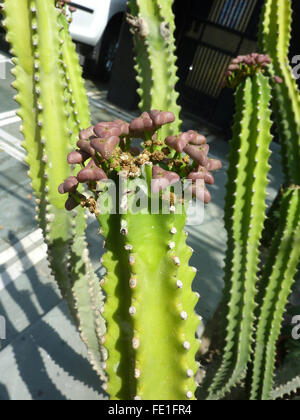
[0,229,106,400]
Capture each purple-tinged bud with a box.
[184,144,209,167]
[94,122,121,138]
[264,55,271,64]
[206,158,222,172]
[93,167,108,181]
[256,55,266,64]
[228,63,240,72]
[77,168,95,183]
[153,111,175,128]
[58,183,65,194]
[77,138,95,156]
[141,112,155,131]
[244,55,254,65]
[129,113,154,135]
[113,119,130,136]
[274,75,283,84]
[65,195,80,211]
[186,131,207,145]
[189,184,211,204]
[149,110,161,121]
[58,176,79,194]
[90,136,120,159]
[165,135,188,153]
[79,126,96,140]
[64,176,79,193]
[129,117,146,134]
[152,166,180,193]
[188,169,214,185]
[67,150,90,164]
[77,164,107,182]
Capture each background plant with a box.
[207,54,273,400]
[127,0,182,138]
[260,0,300,246]
[2,0,106,380]
[203,0,300,399]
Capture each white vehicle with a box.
[69,0,127,79]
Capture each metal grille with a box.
[186,47,231,98]
[209,0,258,31]
[177,0,262,116]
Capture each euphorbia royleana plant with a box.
[58,110,222,400]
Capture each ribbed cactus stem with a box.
[30,0,76,311]
[127,0,182,138]
[271,376,300,400]
[4,0,106,380]
[259,0,300,185]
[98,211,136,399]
[3,0,44,205]
[208,71,273,399]
[58,11,90,133]
[251,186,300,400]
[98,175,200,400]
[123,204,199,400]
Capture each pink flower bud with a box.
[113,119,130,136]
[129,117,146,134]
[152,166,180,193]
[65,196,79,211]
[186,131,207,145]
[189,184,211,203]
[188,169,214,185]
[165,134,189,153]
[79,126,96,140]
[77,164,107,182]
[152,111,175,128]
[94,122,122,138]
[67,150,90,164]
[206,158,222,172]
[58,176,79,194]
[77,138,95,156]
[90,136,120,160]
[184,144,209,167]
[228,63,240,72]
[149,110,161,121]
[274,75,283,84]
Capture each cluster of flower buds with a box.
[224,53,282,88]
[129,111,175,138]
[163,131,222,203]
[58,110,222,211]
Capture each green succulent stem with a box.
[98,173,200,400]
[208,72,273,400]
[3,0,106,380]
[251,187,300,400]
[127,0,182,138]
[259,0,300,185]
